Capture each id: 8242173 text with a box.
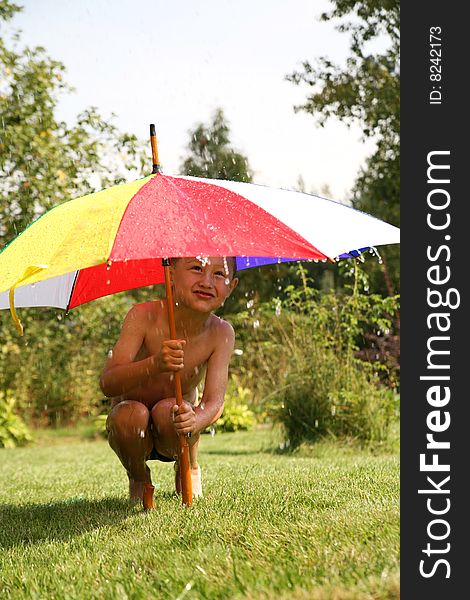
[429,26,442,105]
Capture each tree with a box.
[180,108,253,182]
[0,1,146,245]
[0,1,148,425]
[287,0,400,295]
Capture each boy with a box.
[100,256,238,504]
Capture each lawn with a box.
[0,427,399,599]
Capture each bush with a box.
[229,262,400,447]
[0,390,32,448]
[215,376,255,432]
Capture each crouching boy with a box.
[100,256,238,503]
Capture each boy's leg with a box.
[150,398,202,497]
[106,400,153,501]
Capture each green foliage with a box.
[0,3,151,425]
[1,293,133,425]
[215,375,255,432]
[0,389,32,447]
[180,108,253,182]
[0,22,147,244]
[287,0,400,294]
[229,263,399,447]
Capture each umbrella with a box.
[0,125,400,506]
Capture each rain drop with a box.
[222,256,229,278]
[253,320,260,329]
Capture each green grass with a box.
[0,428,399,599]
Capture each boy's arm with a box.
[100,305,186,397]
[173,321,235,435]
[99,305,152,397]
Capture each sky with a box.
[11,0,377,200]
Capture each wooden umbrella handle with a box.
[150,124,161,174]
[163,259,193,506]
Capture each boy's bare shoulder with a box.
[126,300,165,321]
[208,314,235,343]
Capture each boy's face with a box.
[171,257,239,313]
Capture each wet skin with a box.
[101,257,238,499]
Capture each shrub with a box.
[229,262,400,446]
[0,390,33,448]
[215,376,255,432]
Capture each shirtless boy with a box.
[100,256,238,503]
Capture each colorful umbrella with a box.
[0,126,400,507]
[0,174,399,316]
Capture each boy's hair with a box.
[171,257,237,279]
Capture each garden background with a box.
[1,2,400,598]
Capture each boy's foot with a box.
[174,463,203,498]
[128,478,151,503]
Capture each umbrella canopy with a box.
[0,172,399,312]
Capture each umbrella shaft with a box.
[163,263,184,408]
[163,261,193,506]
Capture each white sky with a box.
[12,0,377,200]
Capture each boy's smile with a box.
[171,257,238,314]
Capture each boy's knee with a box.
[107,400,150,435]
[151,398,175,422]
[150,398,177,437]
